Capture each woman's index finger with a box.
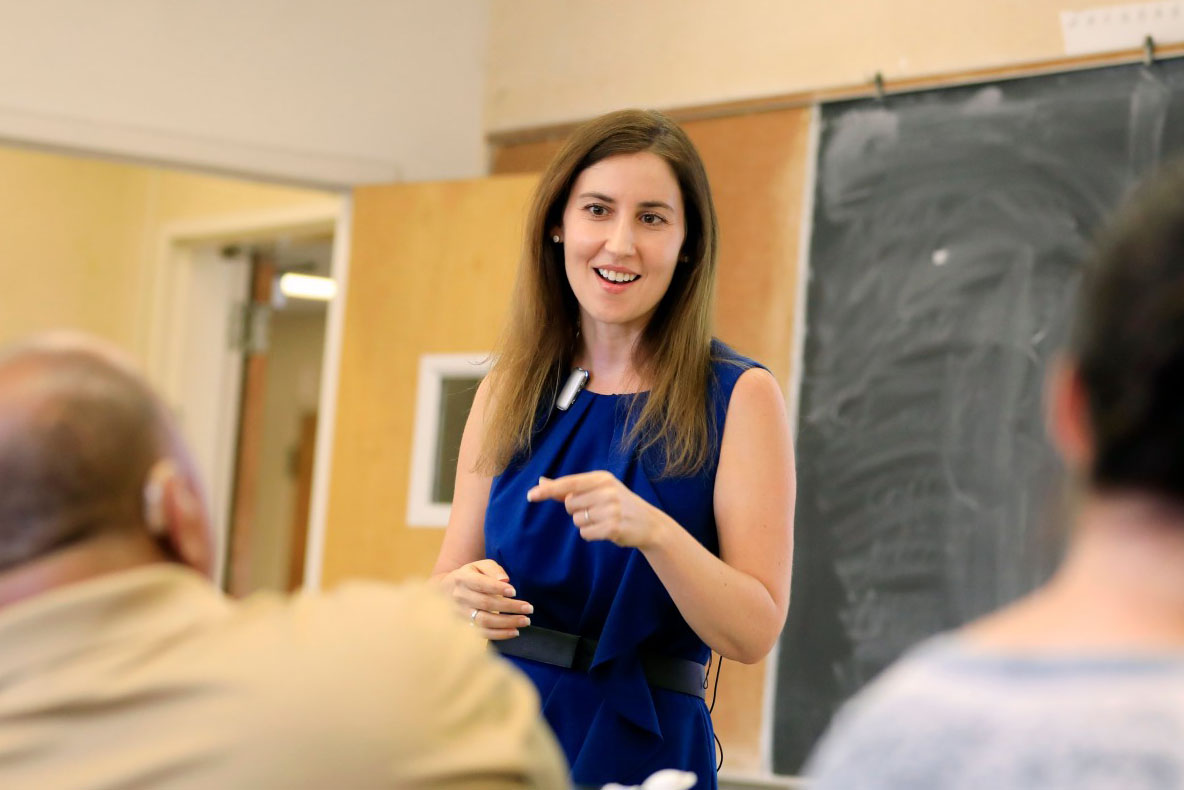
[526,472,598,502]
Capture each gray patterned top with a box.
[805,635,1184,789]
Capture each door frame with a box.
[145,200,350,590]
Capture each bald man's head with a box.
[0,334,178,570]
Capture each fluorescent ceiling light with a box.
[279,273,337,301]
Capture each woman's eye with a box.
[640,213,667,225]
[586,204,608,217]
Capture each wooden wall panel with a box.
[490,138,563,176]
[687,110,810,385]
[493,107,812,773]
[322,174,538,586]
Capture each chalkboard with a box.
[774,58,1184,774]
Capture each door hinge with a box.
[229,301,270,354]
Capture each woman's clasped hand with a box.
[439,558,533,640]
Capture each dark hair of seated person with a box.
[1073,162,1184,503]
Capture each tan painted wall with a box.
[149,171,340,224]
[0,146,150,350]
[0,143,338,366]
[488,0,1126,132]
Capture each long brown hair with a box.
[479,109,720,477]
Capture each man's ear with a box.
[143,459,213,577]
[1047,358,1095,473]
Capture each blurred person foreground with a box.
[0,332,566,789]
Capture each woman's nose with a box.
[604,217,635,257]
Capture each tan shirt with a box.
[0,565,568,789]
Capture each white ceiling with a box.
[0,0,490,188]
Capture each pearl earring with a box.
[552,235,562,243]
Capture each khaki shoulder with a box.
[285,579,569,787]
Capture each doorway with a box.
[161,225,337,595]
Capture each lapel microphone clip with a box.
[555,368,589,411]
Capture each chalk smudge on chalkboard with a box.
[1129,69,1170,177]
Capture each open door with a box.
[320,174,538,587]
[224,250,275,596]
[163,244,251,589]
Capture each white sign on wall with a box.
[1062,1,1184,55]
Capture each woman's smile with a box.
[594,266,641,292]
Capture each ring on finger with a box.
[470,608,479,626]
[584,508,591,525]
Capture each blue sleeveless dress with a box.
[485,340,762,788]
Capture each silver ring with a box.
[584,508,591,525]
[470,608,479,626]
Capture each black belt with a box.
[494,625,707,700]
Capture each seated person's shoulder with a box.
[226,580,567,786]
[294,577,456,633]
[805,636,973,788]
[252,578,486,679]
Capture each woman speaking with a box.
[433,109,795,789]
